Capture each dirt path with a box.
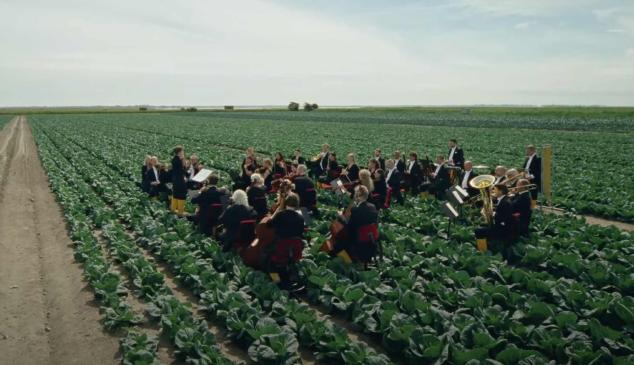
[0,117,120,365]
[540,206,634,232]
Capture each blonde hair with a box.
[354,185,369,202]
[232,190,249,207]
[347,153,356,164]
[359,169,374,192]
[251,173,263,185]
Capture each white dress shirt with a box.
[385,167,396,183]
[407,160,415,173]
[434,163,442,176]
[461,170,471,188]
[448,147,456,162]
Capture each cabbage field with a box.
[27,108,634,365]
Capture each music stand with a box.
[447,185,469,221]
[440,201,460,240]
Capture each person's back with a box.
[349,201,378,242]
[270,209,305,239]
[220,204,255,234]
[247,185,267,215]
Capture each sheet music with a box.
[192,168,213,183]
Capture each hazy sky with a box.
[1,0,633,106]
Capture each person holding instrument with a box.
[374,148,385,170]
[191,174,229,236]
[523,144,541,207]
[247,173,268,218]
[385,159,403,205]
[474,184,514,261]
[448,139,464,168]
[170,145,188,216]
[341,153,360,183]
[240,155,257,190]
[404,152,422,195]
[511,179,532,237]
[429,154,451,199]
[331,185,379,264]
[144,156,161,199]
[218,190,256,251]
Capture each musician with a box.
[475,184,514,261]
[359,169,374,194]
[493,166,507,185]
[448,139,464,168]
[326,153,340,181]
[170,145,188,216]
[292,165,316,211]
[240,155,257,189]
[385,159,403,205]
[247,173,268,218]
[374,149,386,170]
[504,169,520,188]
[317,143,331,177]
[511,179,532,237]
[430,155,450,199]
[218,190,257,251]
[405,152,422,194]
[372,169,387,208]
[187,154,204,190]
[141,155,151,192]
[333,185,379,264]
[523,145,541,202]
[393,150,406,173]
[267,192,305,239]
[292,149,306,165]
[191,175,229,236]
[259,158,274,190]
[273,152,288,176]
[144,156,161,198]
[341,153,360,183]
[158,162,171,207]
[460,161,479,197]
[368,159,379,176]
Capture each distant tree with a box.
[139,106,148,111]
[311,103,319,110]
[224,105,234,111]
[288,102,299,111]
[186,107,198,112]
[303,102,314,111]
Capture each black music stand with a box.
[447,185,469,221]
[440,201,460,241]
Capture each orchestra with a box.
[141,141,543,287]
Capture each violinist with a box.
[170,145,188,216]
[247,173,268,218]
[292,149,306,166]
[368,159,379,176]
[326,153,340,181]
[273,152,288,177]
[240,155,257,189]
[191,174,229,236]
[393,150,406,174]
[374,148,386,170]
[404,152,422,194]
[341,153,360,183]
[259,158,274,190]
[218,190,256,251]
[385,159,403,205]
[332,185,379,264]
[293,165,316,211]
[429,154,450,199]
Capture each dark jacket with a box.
[247,185,268,217]
[348,201,378,243]
[319,152,330,171]
[268,209,305,239]
[293,175,315,207]
[493,196,513,241]
[524,155,542,197]
[219,204,256,240]
[171,156,187,199]
[512,191,532,236]
[344,164,360,182]
[375,157,385,170]
[192,186,229,235]
[396,159,406,174]
[432,164,451,193]
[386,168,401,191]
[449,147,464,168]
[144,167,161,197]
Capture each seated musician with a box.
[240,155,257,189]
[474,184,514,261]
[316,143,331,177]
[332,185,379,264]
[405,152,422,194]
[341,153,360,183]
[218,190,256,251]
[374,148,385,170]
[267,192,305,240]
[292,165,316,212]
[265,193,305,285]
[191,174,229,236]
[144,156,161,199]
[372,169,387,208]
[326,153,340,180]
[385,159,403,205]
[247,173,268,218]
[273,152,287,176]
[448,139,464,168]
[504,168,520,188]
[158,161,171,207]
[368,159,379,176]
[511,179,532,237]
[259,158,274,190]
[429,154,451,199]
[493,165,507,185]
[359,169,375,195]
[292,149,306,165]
[460,161,479,197]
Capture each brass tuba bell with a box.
[469,174,496,225]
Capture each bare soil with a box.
[0,117,120,365]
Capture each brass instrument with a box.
[311,153,322,162]
[501,170,526,187]
[469,175,496,225]
[507,184,537,194]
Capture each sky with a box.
[0,0,633,106]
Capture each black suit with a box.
[396,159,406,174]
[192,186,229,235]
[218,204,256,246]
[247,185,268,217]
[268,209,305,239]
[144,167,161,198]
[512,191,532,236]
[293,175,316,208]
[375,157,385,170]
[448,147,464,168]
[386,168,403,204]
[523,155,541,199]
[319,152,330,172]
[431,164,451,199]
[342,201,379,262]
[405,160,422,194]
[459,170,479,197]
[171,156,187,200]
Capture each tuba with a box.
[469,175,496,225]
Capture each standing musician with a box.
[170,145,188,216]
[503,169,520,188]
[372,169,388,208]
[247,173,268,218]
[385,159,403,205]
[448,139,465,168]
[523,145,541,206]
[217,190,256,251]
[493,166,507,185]
[341,153,360,184]
[315,143,331,178]
[144,156,161,199]
[331,185,379,264]
[292,149,306,165]
[511,179,533,237]
[460,161,479,197]
[404,152,422,194]
[374,148,386,170]
[141,155,151,192]
[393,150,406,174]
[191,174,230,236]
[293,165,317,212]
[474,184,514,261]
[429,154,451,199]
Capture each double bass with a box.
[240,179,293,269]
[320,192,354,254]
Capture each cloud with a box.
[457,0,599,17]
[514,22,534,30]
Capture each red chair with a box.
[207,203,224,227]
[269,238,303,265]
[234,219,256,250]
[355,223,381,266]
[383,187,393,210]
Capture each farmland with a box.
[1,108,633,365]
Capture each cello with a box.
[320,191,354,254]
[240,179,292,269]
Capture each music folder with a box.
[192,168,213,183]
